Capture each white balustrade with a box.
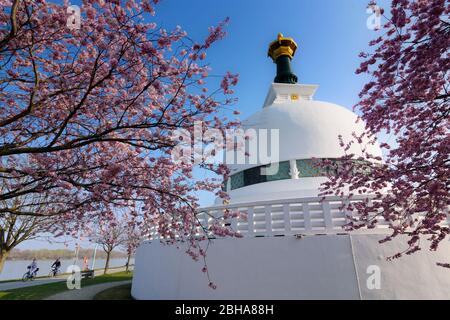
[196,195,391,238]
[150,195,448,240]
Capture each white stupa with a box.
[132,34,450,300]
[221,82,383,204]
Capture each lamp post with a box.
[91,243,98,271]
[73,242,80,266]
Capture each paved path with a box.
[0,278,65,291]
[45,280,131,300]
[0,266,131,291]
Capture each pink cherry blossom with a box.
[0,0,241,279]
[320,0,449,264]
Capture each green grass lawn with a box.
[0,271,133,300]
[93,283,133,300]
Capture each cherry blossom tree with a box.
[320,0,449,262]
[91,217,127,274]
[122,224,141,272]
[0,185,54,272]
[0,0,240,253]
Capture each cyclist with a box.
[50,257,61,276]
[28,258,38,277]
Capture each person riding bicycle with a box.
[51,258,61,276]
[28,258,38,277]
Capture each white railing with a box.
[148,196,449,240]
[195,195,393,238]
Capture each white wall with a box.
[132,234,450,300]
[132,235,359,299]
[352,234,450,299]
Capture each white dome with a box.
[219,83,383,204]
[228,83,382,173]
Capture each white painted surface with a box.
[133,81,448,300]
[352,234,450,300]
[203,195,392,239]
[132,234,450,300]
[151,195,394,241]
[262,83,319,107]
[223,82,383,205]
[132,235,360,300]
[218,177,328,204]
[227,83,382,174]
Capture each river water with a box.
[0,258,134,281]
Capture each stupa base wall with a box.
[131,234,450,299]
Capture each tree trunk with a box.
[0,250,9,273]
[104,251,111,274]
[125,253,131,272]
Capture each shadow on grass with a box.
[94,283,133,300]
[0,271,133,300]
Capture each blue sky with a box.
[21,0,389,250]
[151,0,389,117]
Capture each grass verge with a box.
[0,271,133,300]
[93,283,133,300]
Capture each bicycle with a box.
[22,266,39,281]
[48,266,60,278]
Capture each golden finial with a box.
[268,33,298,62]
[277,33,283,42]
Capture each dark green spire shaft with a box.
[268,33,299,84]
[274,55,298,84]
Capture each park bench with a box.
[81,269,95,279]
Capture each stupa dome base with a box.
[132,233,450,299]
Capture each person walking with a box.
[83,256,89,271]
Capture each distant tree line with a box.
[7,248,127,261]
